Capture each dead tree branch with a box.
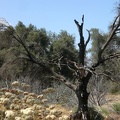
[52,71,76,91]
[74,15,91,66]
[85,29,91,48]
[74,16,85,65]
[101,15,120,53]
[93,52,120,68]
[93,15,120,68]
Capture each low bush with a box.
[89,107,104,120]
[110,83,120,94]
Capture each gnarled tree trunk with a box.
[70,73,92,120]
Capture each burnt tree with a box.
[52,14,120,119]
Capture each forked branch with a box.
[93,15,120,68]
[52,71,76,91]
[100,15,120,54]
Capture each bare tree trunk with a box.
[75,85,90,120]
[70,73,92,120]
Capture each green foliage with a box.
[89,28,120,83]
[50,30,78,78]
[110,83,120,94]
[50,30,78,61]
[27,28,50,49]
[89,28,107,63]
[15,21,27,39]
[112,103,120,114]
[39,28,50,49]
[0,27,15,49]
[0,47,25,80]
[0,49,6,67]
[0,21,79,86]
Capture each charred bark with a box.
[70,72,92,120]
[70,16,91,120]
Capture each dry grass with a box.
[100,94,120,119]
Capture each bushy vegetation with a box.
[110,83,120,94]
[89,107,104,120]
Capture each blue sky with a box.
[0,0,118,45]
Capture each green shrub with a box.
[100,107,109,116]
[112,103,120,114]
[110,84,120,94]
[89,107,104,120]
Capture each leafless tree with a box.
[88,75,110,107]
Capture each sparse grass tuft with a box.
[100,107,109,116]
[112,103,120,114]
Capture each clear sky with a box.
[0,0,118,45]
